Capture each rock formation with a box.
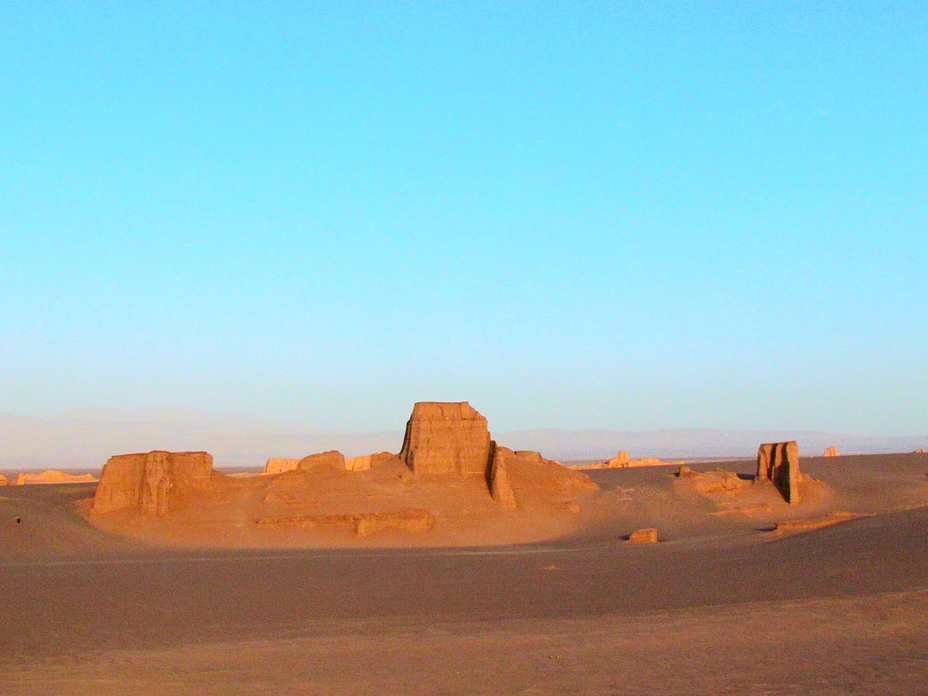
[772,511,869,536]
[256,508,435,537]
[0,474,8,486]
[264,458,301,474]
[824,446,840,457]
[86,402,599,547]
[609,451,630,467]
[91,451,214,516]
[576,453,684,470]
[399,402,492,476]
[297,450,346,471]
[345,451,395,471]
[15,470,98,485]
[677,466,748,494]
[756,441,800,504]
[487,445,518,509]
[628,528,658,543]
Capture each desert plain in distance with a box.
[2,401,928,695]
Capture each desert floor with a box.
[2,454,927,694]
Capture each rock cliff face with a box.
[345,452,395,471]
[264,458,301,474]
[756,441,800,504]
[91,451,213,516]
[399,402,492,476]
[487,445,518,509]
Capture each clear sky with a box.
[1,2,926,434]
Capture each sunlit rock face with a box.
[399,402,492,476]
[756,441,800,504]
[91,451,213,516]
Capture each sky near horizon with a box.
[1,2,926,435]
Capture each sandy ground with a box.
[2,453,927,694]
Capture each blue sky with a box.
[1,2,926,434]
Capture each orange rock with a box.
[345,451,395,471]
[256,508,435,537]
[513,450,545,465]
[297,450,345,471]
[488,444,518,509]
[824,446,840,457]
[628,528,658,543]
[399,402,492,476]
[756,441,800,504]
[608,451,630,467]
[17,470,97,484]
[91,451,213,516]
[263,458,301,474]
[677,467,748,494]
[0,474,8,486]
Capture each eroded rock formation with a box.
[756,441,800,504]
[677,466,748,494]
[399,402,492,476]
[16,470,98,484]
[605,451,630,467]
[487,445,518,509]
[256,508,435,537]
[0,474,8,486]
[91,451,214,516]
[576,453,684,470]
[264,458,301,474]
[345,451,395,471]
[298,450,346,471]
[824,446,840,457]
[86,402,600,546]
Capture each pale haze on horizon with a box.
[1,2,926,436]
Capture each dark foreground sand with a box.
[2,454,927,694]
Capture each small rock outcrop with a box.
[264,458,301,474]
[824,446,840,457]
[298,450,346,471]
[399,402,492,476]
[91,451,214,516]
[677,466,747,494]
[609,451,630,467]
[487,445,518,509]
[628,528,658,543]
[756,441,800,504]
[0,474,8,486]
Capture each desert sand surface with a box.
[1,451,928,693]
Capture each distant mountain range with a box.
[1,408,925,470]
